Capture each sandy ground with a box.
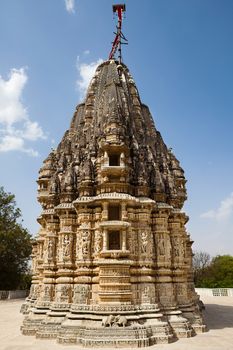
[0,296,233,350]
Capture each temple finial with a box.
[109,4,128,63]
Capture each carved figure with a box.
[63,234,71,257]
[102,315,127,327]
[158,236,165,256]
[73,285,90,304]
[102,315,115,327]
[165,237,172,258]
[141,231,148,253]
[115,315,127,327]
[94,230,102,254]
[64,168,74,191]
[47,239,54,259]
[82,230,90,257]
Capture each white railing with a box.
[196,288,233,297]
[0,290,29,300]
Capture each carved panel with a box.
[55,284,71,303]
[73,285,91,304]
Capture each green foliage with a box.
[207,255,233,288]
[193,252,233,288]
[0,186,32,290]
[17,273,32,290]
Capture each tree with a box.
[193,251,211,287]
[204,255,233,288]
[193,251,211,270]
[193,251,233,288]
[0,186,32,290]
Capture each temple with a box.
[21,58,206,346]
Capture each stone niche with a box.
[21,60,206,347]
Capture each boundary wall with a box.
[0,290,29,300]
[196,288,233,297]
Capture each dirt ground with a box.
[0,296,233,350]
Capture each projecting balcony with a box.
[100,250,130,258]
[100,165,127,177]
[37,189,49,197]
[99,220,131,229]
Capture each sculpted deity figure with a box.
[82,230,90,257]
[76,230,90,259]
[141,231,148,253]
[180,239,186,258]
[157,235,165,256]
[173,238,180,258]
[63,234,71,257]
[64,168,74,191]
[94,230,102,254]
[50,173,60,194]
[165,236,172,258]
[76,233,82,259]
[74,285,90,304]
[43,285,51,301]
[61,285,69,300]
[47,239,54,259]
[173,237,185,259]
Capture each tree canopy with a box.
[193,251,233,288]
[0,186,32,290]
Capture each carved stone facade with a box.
[21,60,206,346]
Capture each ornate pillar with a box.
[73,204,93,306]
[43,213,59,302]
[122,229,127,251]
[103,228,108,251]
[169,211,195,307]
[133,202,156,306]
[54,205,77,306]
[153,205,175,308]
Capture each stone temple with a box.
[21,59,206,346]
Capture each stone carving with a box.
[81,230,90,257]
[157,235,165,256]
[38,242,43,259]
[94,230,102,254]
[76,230,91,259]
[64,167,74,191]
[141,231,148,253]
[63,234,71,257]
[47,239,55,259]
[29,284,40,300]
[102,315,114,327]
[21,59,206,346]
[73,285,90,304]
[166,236,172,258]
[172,236,185,259]
[55,285,70,303]
[102,315,127,327]
[156,234,172,259]
[42,285,53,301]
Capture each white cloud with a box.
[0,135,38,157]
[200,192,233,221]
[0,67,46,156]
[65,0,75,14]
[0,68,27,125]
[22,120,45,141]
[76,56,103,99]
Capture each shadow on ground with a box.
[204,303,233,330]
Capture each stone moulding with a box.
[21,59,206,347]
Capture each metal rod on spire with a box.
[109,4,128,63]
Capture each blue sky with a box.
[0,0,233,256]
